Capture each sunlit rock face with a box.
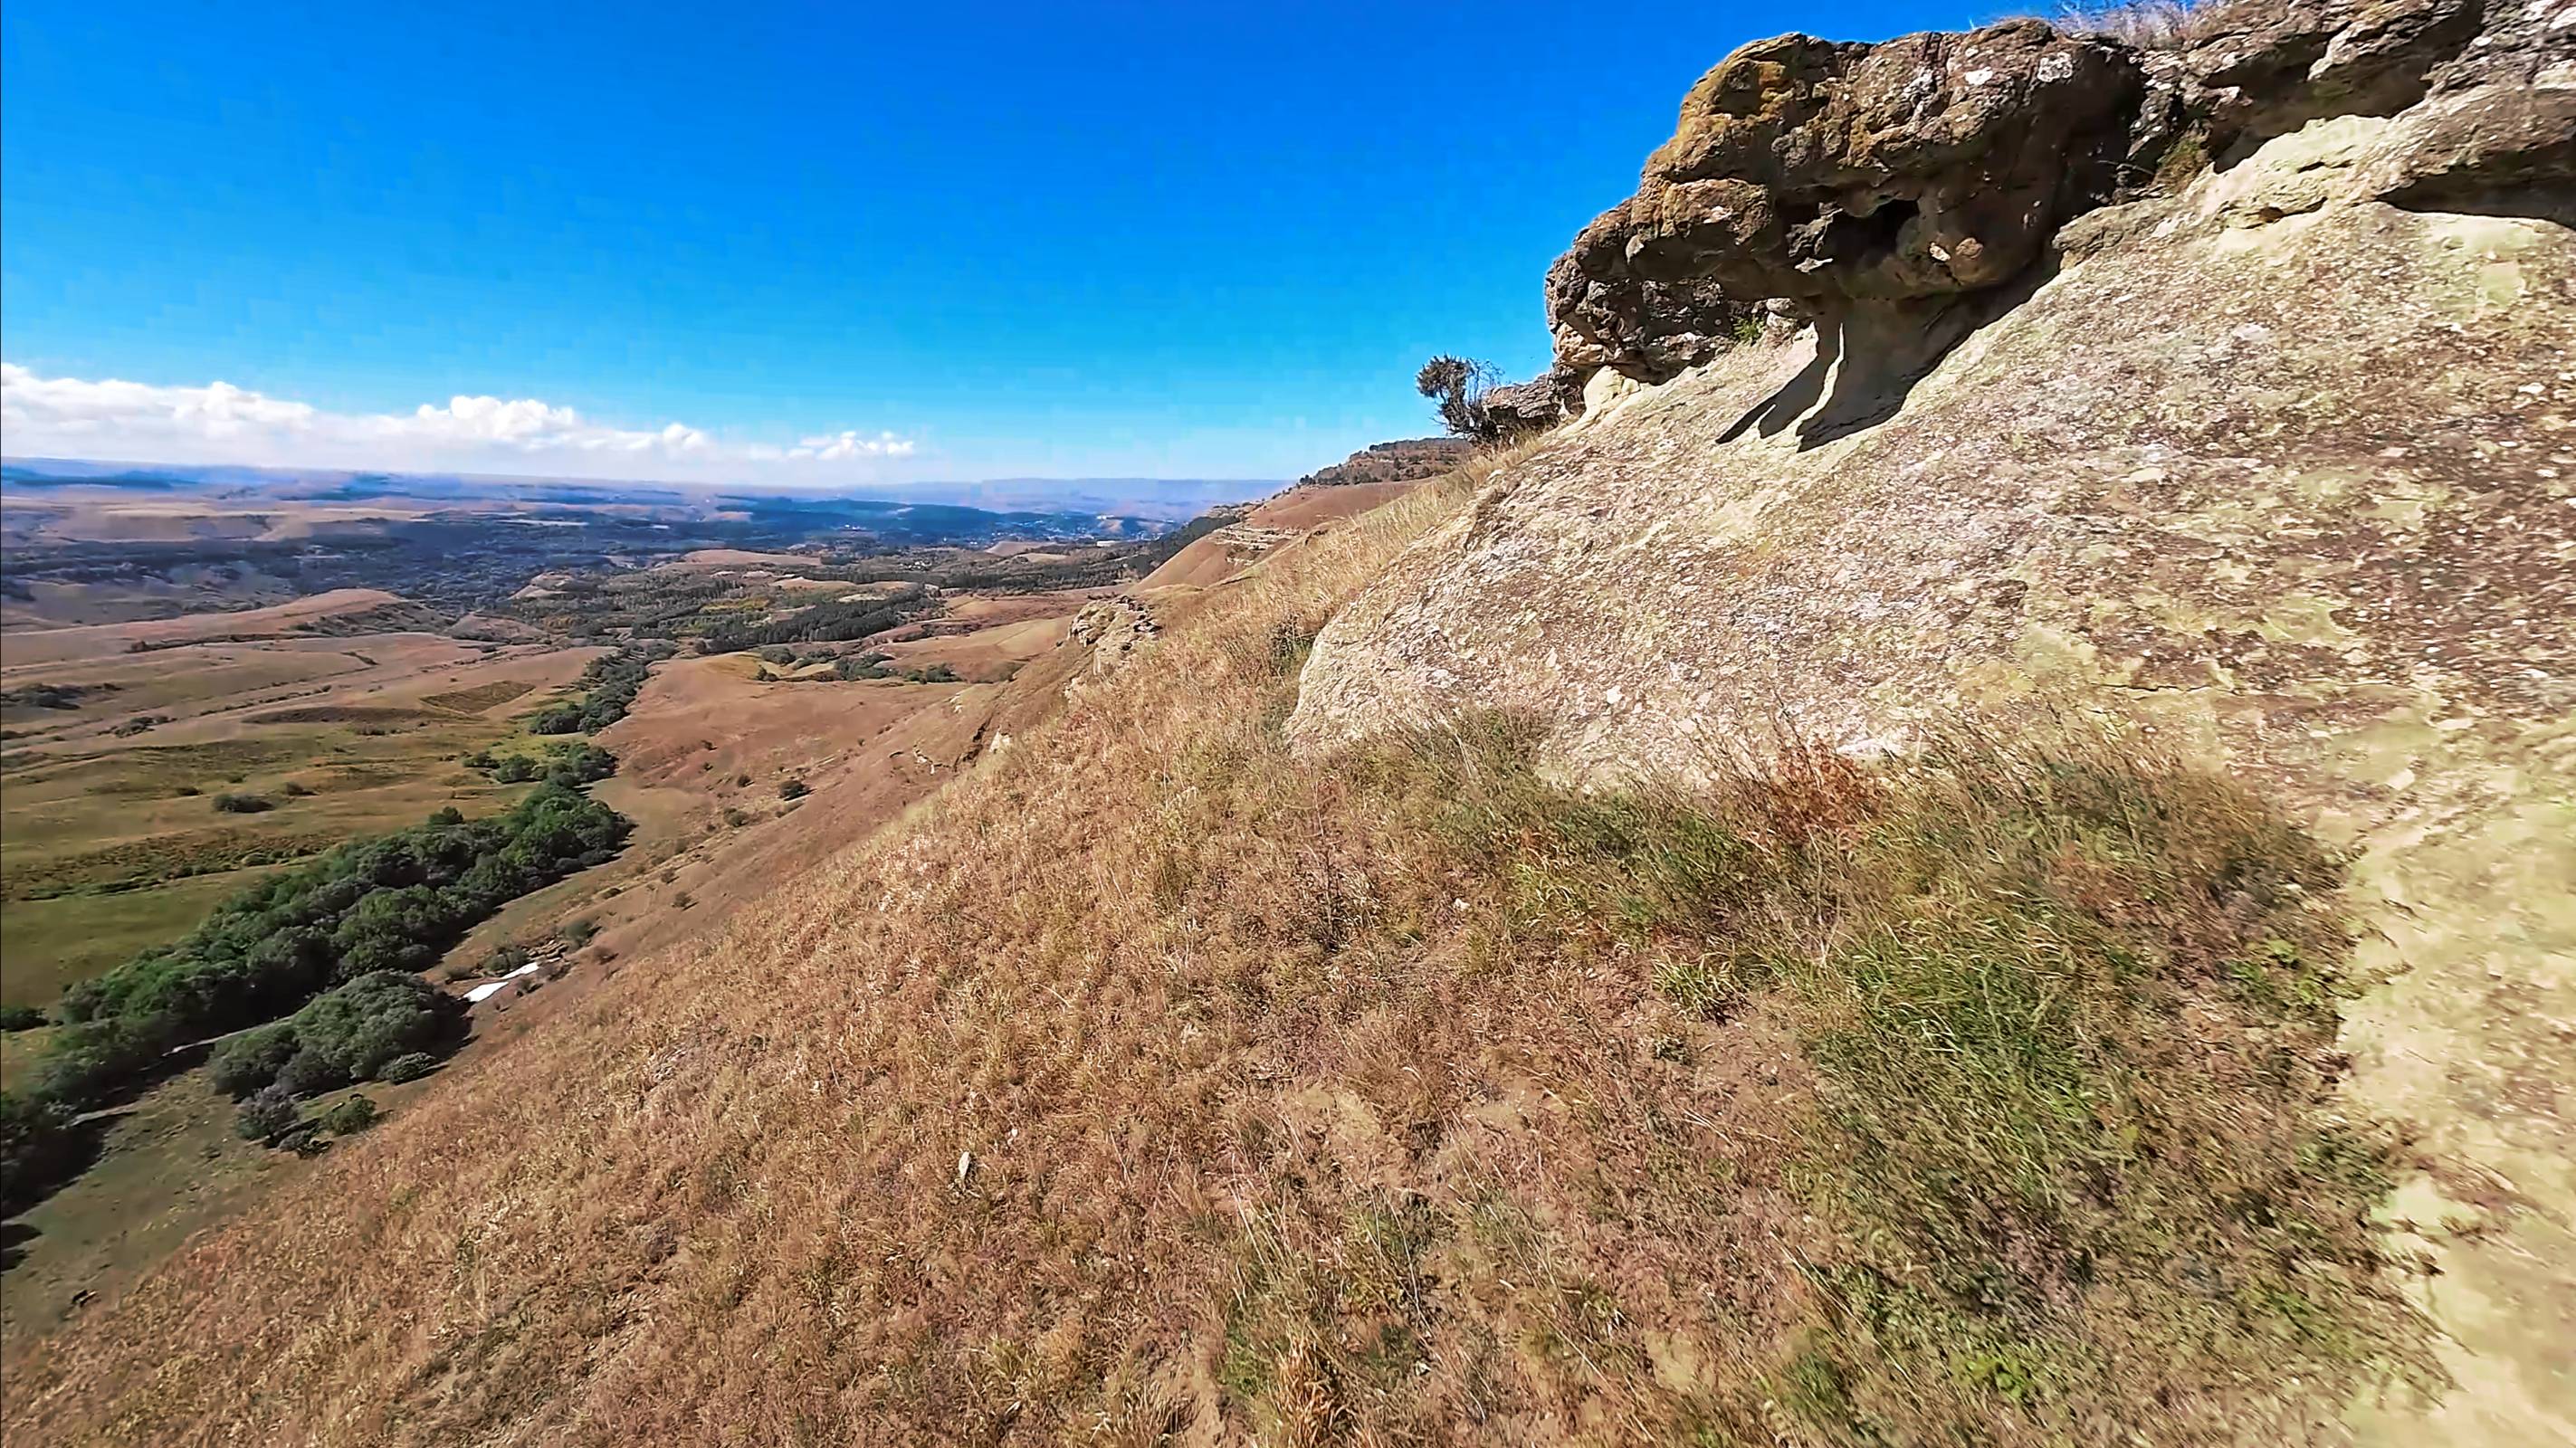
[1545,23,2142,402]
[1541,1,2571,433]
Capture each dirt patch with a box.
[420,680,539,715]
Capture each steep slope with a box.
[5,472,2437,1448]
[1138,481,1426,591]
[1290,6,2575,1443]
[6,7,2567,1446]
[1293,438,1474,489]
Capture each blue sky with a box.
[2,0,1976,488]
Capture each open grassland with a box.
[1,463,2435,1447]
[0,647,358,733]
[0,567,301,632]
[0,619,1038,1335]
[872,612,1069,681]
[0,1075,301,1310]
[0,1047,458,1338]
[0,643,601,1012]
[1,871,265,1011]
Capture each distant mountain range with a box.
[0,456,1279,525]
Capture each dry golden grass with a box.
[5,455,2429,1445]
[2049,0,2224,47]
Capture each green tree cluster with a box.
[210,972,461,1100]
[700,590,930,654]
[467,741,616,788]
[0,785,629,1204]
[527,643,672,733]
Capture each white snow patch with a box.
[463,960,545,1003]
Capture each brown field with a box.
[420,679,539,714]
[0,649,360,731]
[1247,478,1419,529]
[0,568,302,632]
[0,490,446,549]
[674,548,820,567]
[937,587,1106,626]
[0,588,404,669]
[874,614,1068,681]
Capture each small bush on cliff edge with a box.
[1416,354,1503,441]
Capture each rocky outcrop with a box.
[1541,0,2573,427]
[1475,376,1575,435]
[1294,5,2574,1439]
[1544,271,1762,384]
[1294,438,1472,489]
[1064,598,1159,696]
[2179,0,2485,157]
[1546,21,2147,430]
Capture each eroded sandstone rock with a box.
[2180,0,2485,159]
[1478,376,1574,435]
[1542,0,2570,429]
[1546,21,2144,427]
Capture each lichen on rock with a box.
[1538,0,2572,436]
[1546,21,2146,431]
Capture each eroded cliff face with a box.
[1293,4,2574,1440]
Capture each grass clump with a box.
[319,1094,379,1136]
[2053,0,2214,47]
[1289,711,2417,1440]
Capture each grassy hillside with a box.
[6,470,2432,1444]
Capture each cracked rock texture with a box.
[1293,5,2576,1439]
[1544,0,2572,403]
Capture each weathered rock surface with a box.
[1476,376,1574,435]
[1545,269,1761,383]
[1064,598,1159,696]
[2174,0,2534,159]
[1543,0,2571,424]
[1545,20,2147,421]
[1295,8,2576,1439]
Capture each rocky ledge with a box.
[1540,0,2571,432]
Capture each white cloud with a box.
[795,429,916,461]
[0,363,918,483]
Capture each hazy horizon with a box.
[0,450,1281,521]
[0,0,1969,487]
